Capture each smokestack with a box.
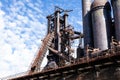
[82,0,94,47]
[91,0,112,50]
[111,0,120,41]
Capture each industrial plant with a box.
[2,0,120,80]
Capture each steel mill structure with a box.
[2,0,120,80]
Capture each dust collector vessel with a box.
[91,0,112,50]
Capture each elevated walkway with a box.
[10,48,120,80]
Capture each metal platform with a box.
[11,50,120,80]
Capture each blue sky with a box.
[0,0,83,78]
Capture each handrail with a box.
[28,32,54,74]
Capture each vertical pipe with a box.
[47,16,51,34]
[111,0,120,41]
[64,13,71,55]
[82,0,94,47]
[64,13,68,28]
[56,10,61,52]
[91,0,111,50]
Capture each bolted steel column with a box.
[111,0,120,41]
[82,0,94,47]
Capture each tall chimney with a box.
[82,0,94,47]
[111,0,120,41]
[91,0,112,50]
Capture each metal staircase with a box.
[28,32,54,74]
[1,32,55,80]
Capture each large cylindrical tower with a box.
[111,0,120,41]
[91,0,112,50]
[82,0,94,47]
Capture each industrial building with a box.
[2,0,120,80]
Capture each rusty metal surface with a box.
[6,2,120,79]
[111,0,120,41]
[56,10,61,52]
[10,46,120,80]
[82,0,94,47]
[91,1,112,50]
[28,32,54,74]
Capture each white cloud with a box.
[0,0,46,78]
[0,10,5,30]
[77,21,83,26]
[0,0,83,79]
